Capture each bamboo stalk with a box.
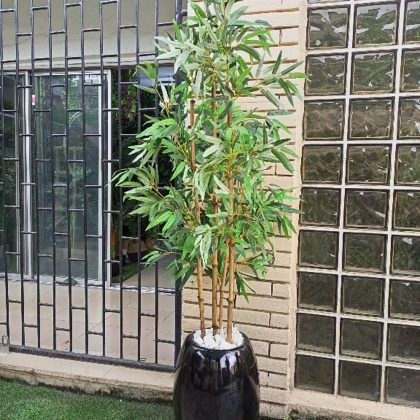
[190,99,205,337]
[218,254,228,330]
[226,109,235,343]
[211,83,219,336]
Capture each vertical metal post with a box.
[173,0,184,364]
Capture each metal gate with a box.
[0,0,184,371]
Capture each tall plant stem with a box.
[211,83,219,336]
[190,99,205,336]
[218,254,228,330]
[226,109,236,343]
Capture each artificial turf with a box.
[0,378,173,420]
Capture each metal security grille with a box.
[297,0,420,406]
[0,0,184,371]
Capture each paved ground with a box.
[0,257,176,366]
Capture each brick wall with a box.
[184,1,306,418]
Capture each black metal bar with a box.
[0,0,181,371]
[30,0,42,350]
[48,0,56,350]
[153,0,160,367]
[174,0,184,365]
[116,0,124,361]
[135,0,143,365]
[80,0,89,355]
[0,0,11,344]
[64,1,73,353]
[9,344,175,372]
[99,0,107,360]
[47,0,57,352]
[15,0,26,348]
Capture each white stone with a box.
[193,327,244,350]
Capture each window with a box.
[297,0,420,406]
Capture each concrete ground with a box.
[0,257,176,367]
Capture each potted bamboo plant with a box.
[115,0,301,418]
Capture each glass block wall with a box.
[296,0,420,406]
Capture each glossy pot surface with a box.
[173,332,259,420]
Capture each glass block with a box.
[306,55,346,95]
[399,98,420,138]
[307,8,349,49]
[297,314,335,353]
[387,367,420,408]
[298,272,337,311]
[405,1,420,43]
[345,190,388,229]
[344,233,386,273]
[304,101,344,140]
[347,146,390,184]
[341,319,382,359]
[352,52,395,94]
[390,281,420,321]
[342,276,383,316]
[300,188,340,226]
[295,355,334,394]
[402,50,420,92]
[394,191,420,230]
[302,146,342,184]
[388,324,420,365]
[299,230,338,269]
[396,145,420,185]
[355,4,398,46]
[392,236,420,275]
[350,99,393,140]
[340,361,380,401]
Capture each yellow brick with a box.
[236,295,289,313]
[183,317,200,333]
[251,340,270,356]
[272,282,289,298]
[235,0,300,14]
[259,371,269,387]
[247,11,301,29]
[264,175,294,190]
[232,308,270,326]
[267,373,288,389]
[272,236,293,252]
[275,252,292,267]
[270,313,289,329]
[270,343,289,359]
[258,356,287,374]
[260,401,287,419]
[280,27,300,44]
[265,266,291,282]
[261,386,288,404]
[236,323,289,343]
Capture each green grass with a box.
[0,379,173,420]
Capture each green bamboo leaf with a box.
[190,2,206,19]
[272,51,283,74]
[273,149,294,173]
[170,161,186,180]
[203,144,220,157]
[236,44,260,62]
[261,88,280,109]
[147,211,172,230]
[134,84,156,94]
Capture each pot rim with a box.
[186,331,249,353]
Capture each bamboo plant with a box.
[115,0,302,343]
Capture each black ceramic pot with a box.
[173,332,259,420]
